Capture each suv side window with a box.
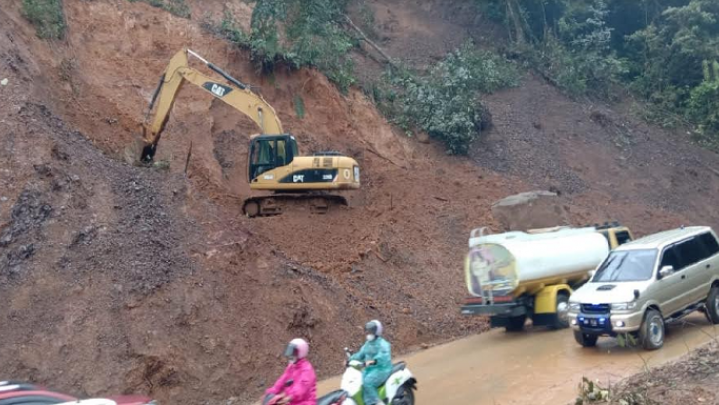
[698,232,719,256]
[675,237,710,268]
[615,231,632,246]
[660,245,682,272]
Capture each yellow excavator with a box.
[139,48,360,217]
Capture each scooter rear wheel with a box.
[391,385,415,405]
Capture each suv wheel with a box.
[550,293,570,329]
[705,286,719,324]
[574,331,598,347]
[639,309,664,350]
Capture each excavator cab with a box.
[248,134,299,181]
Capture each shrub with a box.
[248,0,356,92]
[22,0,66,40]
[381,42,519,154]
[688,78,719,136]
[128,0,190,19]
[514,35,626,98]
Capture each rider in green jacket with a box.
[350,320,392,405]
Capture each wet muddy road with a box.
[317,313,719,404]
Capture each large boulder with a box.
[491,191,569,231]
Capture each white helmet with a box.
[365,320,383,336]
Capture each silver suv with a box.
[568,226,719,350]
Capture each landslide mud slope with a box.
[1,1,503,403]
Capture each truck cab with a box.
[461,224,633,332]
[594,222,634,250]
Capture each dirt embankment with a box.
[3,0,719,404]
[577,341,719,405]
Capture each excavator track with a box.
[242,194,348,218]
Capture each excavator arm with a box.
[140,48,284,161]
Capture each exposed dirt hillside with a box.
[476,76,719,236]
[3,1,719,404]
[1,1,506,403]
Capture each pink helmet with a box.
[284,338,309,359]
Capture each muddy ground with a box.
[2,0,719,404]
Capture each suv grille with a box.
[581,304,610,314]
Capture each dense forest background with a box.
[483,0,719,148]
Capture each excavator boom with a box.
[141,48,283,161]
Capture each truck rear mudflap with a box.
[461,303,527,317]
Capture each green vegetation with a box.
[22,0,66,40]
[374,42,520,154]
[479,0,719,144]
[293,94,306,119]
[205,2,517,154]
[212,11,250,46]
[210,0,356,92]
[128,0,190,19]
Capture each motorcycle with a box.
[317,348,417,405]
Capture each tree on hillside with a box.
[478,0,719,144]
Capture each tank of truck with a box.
[465,227,610,300]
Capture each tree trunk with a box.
[505,0,525,45]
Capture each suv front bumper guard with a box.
[569,311,644,334]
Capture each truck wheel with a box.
[639,309,664,350]
[705,286,719,324]
[505,315,526,332]
[574,331,598,347]
[550,293,570,330]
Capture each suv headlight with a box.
[569,302,580,312]
[611,302,637,311]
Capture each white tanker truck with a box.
[461,223,633,332]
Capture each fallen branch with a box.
[704,164,719,178]
[373,248,390,263]
[365,147,406,169]
[184,141,193,176]
[344,14,396,67]
[214,240,246,248]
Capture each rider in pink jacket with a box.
[264,338,317,405]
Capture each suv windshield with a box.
[592,249,657,282]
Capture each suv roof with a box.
[616,226,711,251]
